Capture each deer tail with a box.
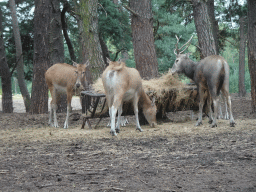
[111,62,125,71]
[217,63,225,96]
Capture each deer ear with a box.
[107,58,111,64]
[84,60,90,67]
[72,61,78,67]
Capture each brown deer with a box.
[45,61,89,128]
[102,58,157,136]
[170,35,235,127]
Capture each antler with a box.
[174,35,194,55]
[174,35,182,55]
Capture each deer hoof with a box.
[208,119,213,124]
[210,124,217,128]
[195,121,202,126]
[230,122,236,127]
[136,127,143,132]
[110,130,117,136]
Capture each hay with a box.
[92,72,186,98]
[92,78,105,94]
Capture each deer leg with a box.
[222,91,235,127]
[196,87,205,126]
[221,79,235,126]
[49,87,59,128]
[121,116,129,126]
[207,95,213,124]
[217,92,224,119]
[208,84,219,127]
[115,105,123,133]
[64,90,72,129]
[134,93,143,132]
[218,102,223,119]
[223,97,229,120]
[110,94,123,136]
[211,97,219,128]
[110,105,118,136]
[227,95,235,126]
[106,95,112,127]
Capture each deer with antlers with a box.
[102,58,157,136]
[45,61,89,128]
[170,35,235,127]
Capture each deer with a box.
[170,35,235,127]
[102,58,157,136]
[45,61,89,128]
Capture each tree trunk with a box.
[207,0,219,55]
[50,0,66,113]
[192,0,217,58]
[61,1,76,62]
[0,8,13,113]
[30,0,52,114]
[239,16,247,97]
[99,33,110,66]
[9,0,31,112]
[113,0,129,63]
[247,0,256,112]
[78,0,105,82]
[129,0,159,79]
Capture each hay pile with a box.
[92,72,186,97]
[91,72,198,118]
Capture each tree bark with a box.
[207,0,219,55]
[9,0,31,112]
[129,0,159,79]
[192,0,217,58]
[0,8,13,113]
[113,0,129,63]
[30,0,52,114]
[78,0,105,83]
[239,16,247,97]
[99,33,110,66]
[247,0,256,112]
[50,0,66,113]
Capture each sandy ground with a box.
[0,94,256,192]
[0,95,82,113]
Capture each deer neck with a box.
[183,59,197,81]
[140,89,151,109]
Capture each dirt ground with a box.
[0,94,256,192]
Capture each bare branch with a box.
[98,3,107,17]
[123,5,140,17]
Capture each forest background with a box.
[0,0,254,114]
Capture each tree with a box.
[238,16,247,97]
[50,0,66,113]
[152,0,195,73]
[128,0,159,79]
[78,0,105,82]
[207,0,219,55]
[30,0,52,114]
[61,0,76,62]
[9,0,31,112]
[0,7,13,113]
[191,0,217,58]
[247,0,256,112]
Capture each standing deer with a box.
[45,61,89,128]
[102,58,157,136]
[170,35,235,127]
